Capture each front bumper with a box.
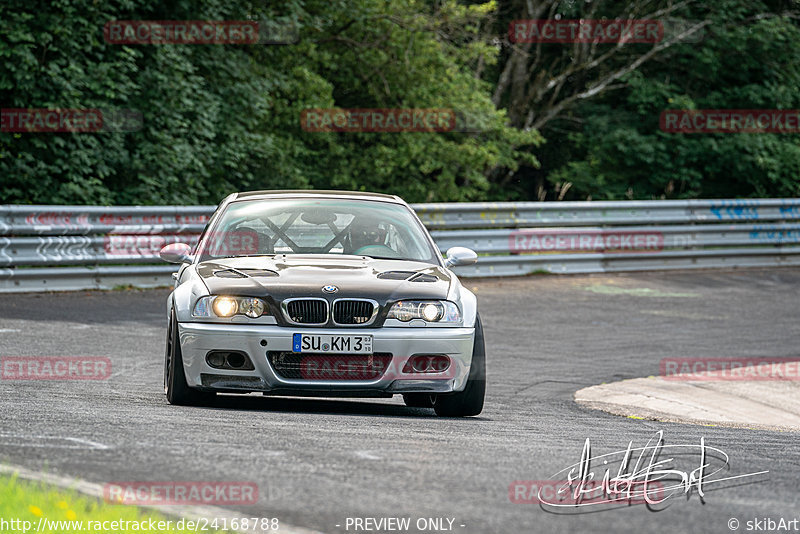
[178,323,476,395]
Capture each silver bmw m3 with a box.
[159,190,485,416]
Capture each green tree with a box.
[0,0,540,204]
[487,0,800,200]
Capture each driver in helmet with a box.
[349,218,387,253]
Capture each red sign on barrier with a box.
[24,213,90,226]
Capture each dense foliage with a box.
[1,0,798,204]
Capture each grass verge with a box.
[0,474,223,533]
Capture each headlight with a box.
[387,300,461,323]
[238,297,265,318]
[213,296,238,317]
[193,296,268,318]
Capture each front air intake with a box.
[333,299,377,325]
[268,352,393,380]
[283,299,328,324]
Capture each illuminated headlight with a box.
[193,296,268,318]
[387,301,460,323]
[421,303,442,321]
[213,296,238,317]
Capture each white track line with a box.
[0,434,110,451]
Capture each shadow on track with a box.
[179,393,442,419]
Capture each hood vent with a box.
[409,273,438,283]
[377,271,416,280]
[241,269,278,277]
[213,269,245,278]
[214,268,278,278]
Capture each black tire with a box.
[402,393,435,408]
[434,314,486,417]
[164,307,214,406]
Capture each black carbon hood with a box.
[196,255,452,326]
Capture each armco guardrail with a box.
[1,198,799,292]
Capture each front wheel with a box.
[434,314,486,417]
[164,307,215,406]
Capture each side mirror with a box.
[444,247,477,268]
[159,242,193,264]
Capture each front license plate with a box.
[292,333,373,354]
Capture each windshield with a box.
[198,198,440,264]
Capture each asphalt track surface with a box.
[1,268,799,534]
